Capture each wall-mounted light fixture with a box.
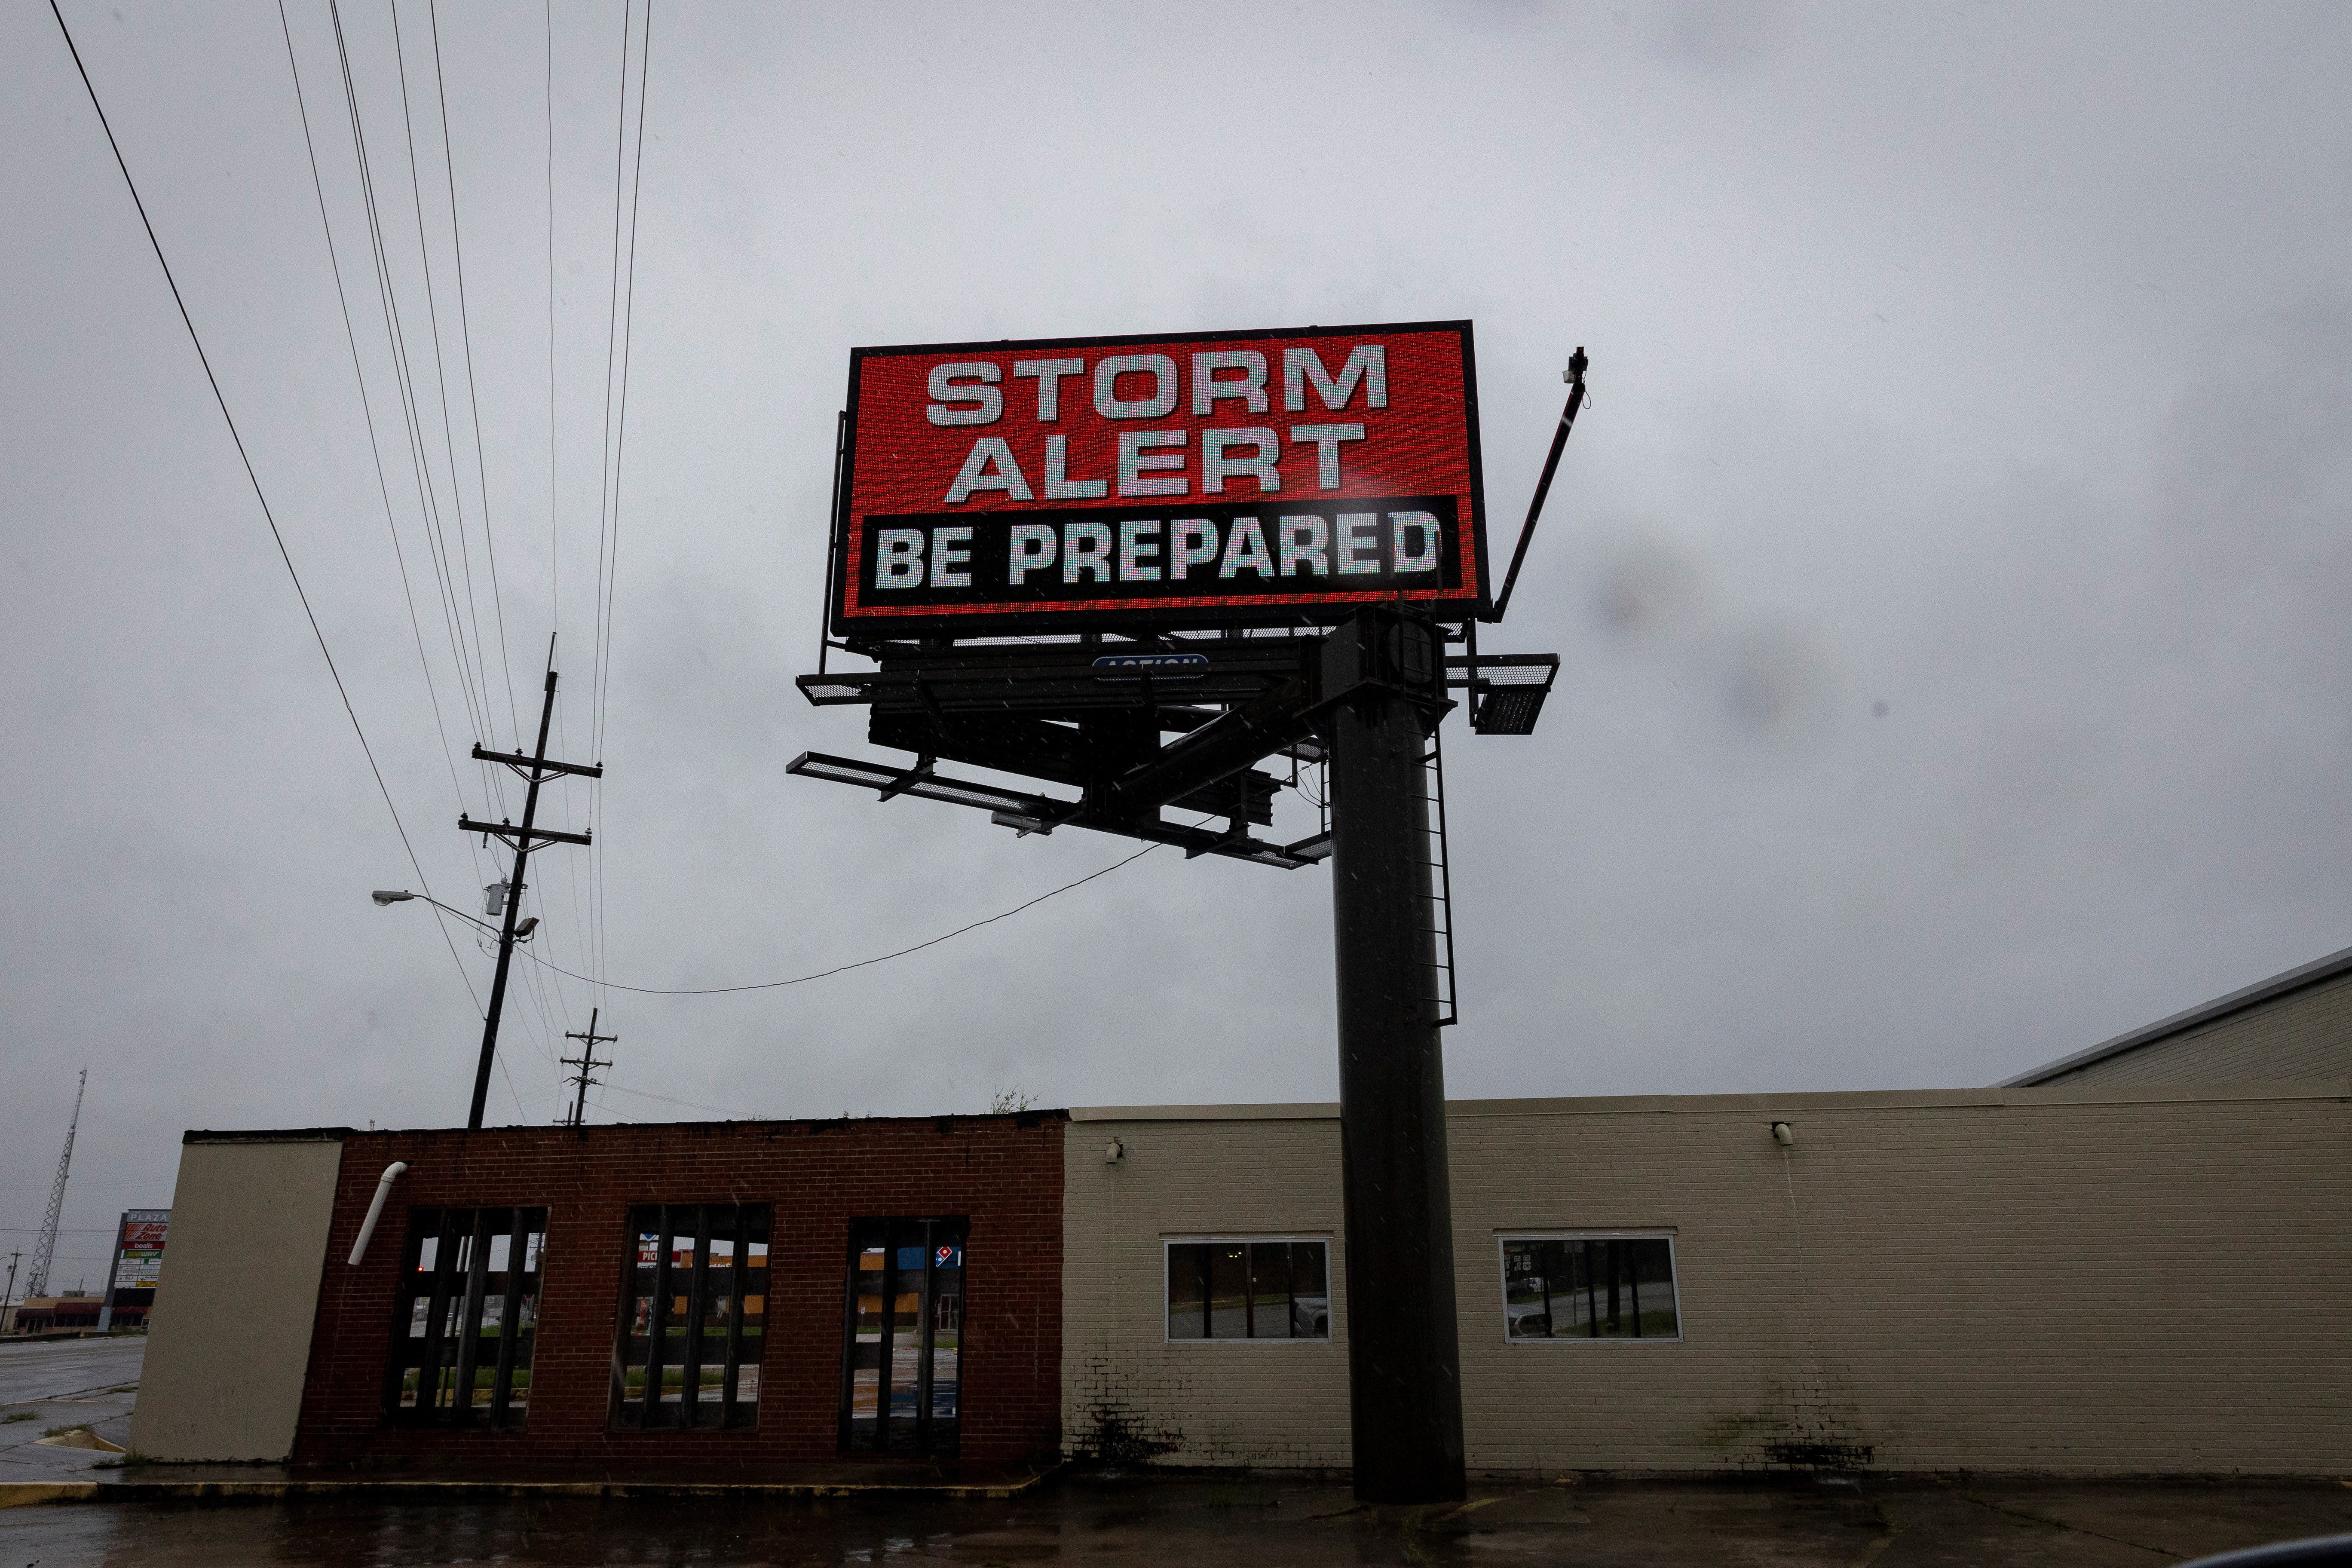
[1771,1121,1796,1147]
[1103,1138,1125,1165]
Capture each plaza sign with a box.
[829,322,1488,637]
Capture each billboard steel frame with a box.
[791,332,1590,1505]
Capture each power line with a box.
[47,0,456,954]
[497,1047,529,1121]
[323,0,520,919]
[544,18,592,1092]
[276,0,484,1014]
[328,0,495,756]
[426,0,521,757]
[423,0,539,945]
[590,0,653,1029]
[514,839,1163,996]
[597,1082,737,1118]
[587,0,632,766]
[584,2,630,1021]
[387,0,518,750]
[595,0,652,767]
[544,0,559,665]
[423,0,594,1089]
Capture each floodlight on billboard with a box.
[828,322,1488,638]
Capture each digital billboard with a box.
[829,322,1487,637]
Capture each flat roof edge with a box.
[183,1128,355,1145]
[186,1112,1072,1144]
[2000,942,2352,1086]
[1071,1102,1340,1122]
[1075,1083,2351,1122]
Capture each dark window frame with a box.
[1497,1233,1682,1344]
[1162,1236,1332,1342]
[382,1206,547,1429]
[609,1203,769,1430]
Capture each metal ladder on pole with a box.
[1420,724,1459,1027]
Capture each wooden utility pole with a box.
[560,1008,617,1127]
[459,668,599,1130]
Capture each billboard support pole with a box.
[1324,610,1467,1505]
[95,1211,126,1332]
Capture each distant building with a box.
[14,1295,106,1334]
[2007,944,2352,1087]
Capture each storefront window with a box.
[1499,1235,1679,1341]
[1165,1238,1329,1340]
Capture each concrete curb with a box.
[0,1482,102,1509]
[0,1472,1055,1507]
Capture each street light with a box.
[371,891,537,940]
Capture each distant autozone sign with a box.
[830,322,1488,636]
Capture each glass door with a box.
[839,1217,966,1457]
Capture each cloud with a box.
[3,1,2349,1242]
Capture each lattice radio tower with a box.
[25,1068,86,1300]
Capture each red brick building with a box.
[279,1114,1063,1475]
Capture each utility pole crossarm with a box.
[471,744,603,780]
[459,816,593,849]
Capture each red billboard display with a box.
[829,322,1487,637]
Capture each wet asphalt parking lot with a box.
[9,1470,2352,1566]
[0,1337,141,1485]
[4,1340,2350,1564]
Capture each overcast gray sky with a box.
[5,0,2349,1272]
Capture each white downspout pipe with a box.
[347,1162,408,1266]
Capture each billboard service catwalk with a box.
[829,322,1488,636]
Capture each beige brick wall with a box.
[1062,1109,1353,1469]
[1067,1087,2352,1476]
[2038,969,2352,1086]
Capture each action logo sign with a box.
[830,322,1487,636]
